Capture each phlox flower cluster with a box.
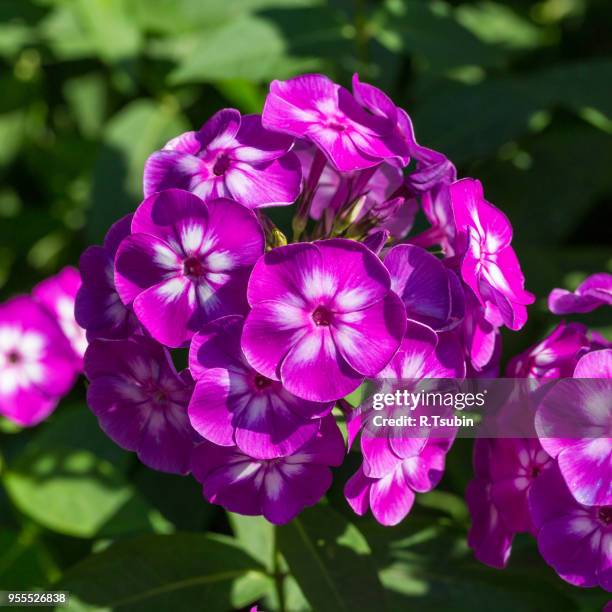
[1,73,608,596]
[70,72,537,525]
[467,273,611,592]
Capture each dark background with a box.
[0,1,610,610]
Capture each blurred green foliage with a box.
[0,1,611,610]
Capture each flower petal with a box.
[332,292,406,376]
[280,326,363,402]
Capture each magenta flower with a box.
[84,336,196,474]
[466,438,552,568]
[242,239,406,402]
[345,438,453,526]
[384,244,465,331]
[506,321,590,379]
[115,189,264,347]
[450,178,534,331]
[536,349,612,507]
[548,272,612,315]
[529,462,611,591]
[76,214,139,341]
[188,315,332,459]
[33,266,87,368]
[262,74,408,173]
[191,415,345,524]
[345,320,464,512]
[143,110,301,209]
[0,296,76,427]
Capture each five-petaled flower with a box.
[144,109,302,209]
[115,188,264,347]
[242,238,407,402]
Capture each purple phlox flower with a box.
[0,296,76,427]
[144,109,301,209]
[115,189,264,348]
[191,414,345,524]
[548,272,612,315]
[242,238,406,403]
[188,315,332,460]
[75,214,140,341]
[384,244,465,331]
[33,266,87,368]
[345,436,454,526]
[462,288,501,376]
[262,74,409,173]
[536,349,612,507]
[346,320,464,508]
[450,178,534,331]
[506,321,590,379]
[466,438,552,569]
[84,335,196,474]
[351,74,457,246]
[529,462,611,591]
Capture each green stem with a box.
[273,527,287,612]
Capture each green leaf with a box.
[89,99,188,242]
[277,505,386,612]
[58,533,265,611]
[168,15,316,84]
[360,518,577,611]
[456,2,551,50]
[63,73,107,138]
[41,0,141,62]
[2,407,171,538]
[377,0,507,72]
[228,513,274,571]
[132,0,317,34]
[0,526,59,589]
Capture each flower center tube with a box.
[183,256,205,278]
[213,154,231,176]
[6,350,21,365]
[253,374,273,390]
[312,305,332,326]
[598,506,612,526]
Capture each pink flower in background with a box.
[0,296,76,427]
[548,272,612,315]
[33,266,87,367]
[191,415,345,524]
[450,178,534,331]
[242,239,406,402]
[115,189,264,347]
[466,438,552,568]
[529,462,611,591]
[75,214,139,341]
[536,349,612,507]
[263,74,408,172]
[144,110,301,209]
[188,315,332,459]
[506,321,590,379]
[84,335,196,474]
